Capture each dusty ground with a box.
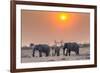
[21,47,90,63]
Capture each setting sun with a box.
[60,15,67,20]
[59,13,68,21]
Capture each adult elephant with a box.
[51,45,60,56]
[51,41,63,56]
[63,43,79,56]
[30,44,50,57]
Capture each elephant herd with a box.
[30,42,80,57]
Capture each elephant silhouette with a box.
[63,42,79,56]
[30,44,50,57]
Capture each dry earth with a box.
[21,47,90,63]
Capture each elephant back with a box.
[40,44,50,52]
[64,42,79,51]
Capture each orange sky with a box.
[21,10,90,46]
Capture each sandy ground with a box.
[21,47,90,63]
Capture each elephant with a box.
[51,40,64,56]
[51,45,60,56]
[30,44,50,57]
[63,42,79,56]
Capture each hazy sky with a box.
[21,10,90,46]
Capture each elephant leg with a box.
[63,48,65,56]
[32,53,35,57]
[52,52,54,56]
[76,50,79,55]
[39,51,42,57]
[52,49,53,56]
[57,52,60,56]
[52,50,54,56]
[65,50,68,56]
[69,50,71,56]
[32,50,35,57]
[57,49,60,56]
[45,52,49,57]
[47,53,49,57]
[54,49,57,56]
[52,49,55,56]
